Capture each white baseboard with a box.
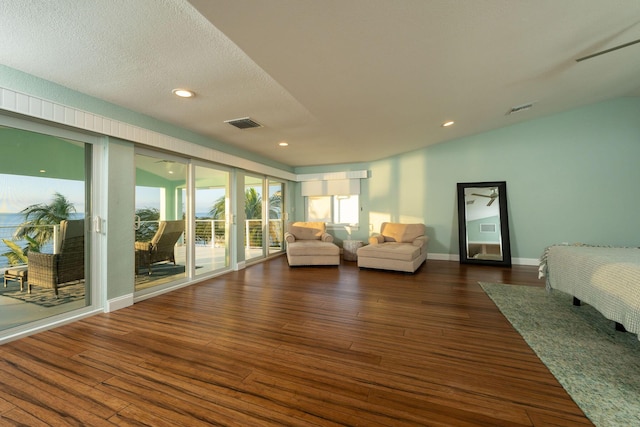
[428,253,539,266]
[428,253,460,262]
[512,257,539,266]
[234,261,246,271]
[105,293,134,312]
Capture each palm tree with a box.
[244,187,262,220]
[135,207,160,241]
[13,192,76,247]
[209,196,226,221]
[268,190,282,219]
[209,188,283,247]
[1,236,39,266]
[2,192,76,266]
[209,188,282,219]
[208,188,265,221]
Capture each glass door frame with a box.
[0,113,105,344]
[244,174,286,264]
[133,147,189,297]
[189,160,233,279]
[267,178,285,256]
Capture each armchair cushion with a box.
[369,235,384,245]
[381,222,425,243]
[285,221,339,266]
[288,222,325,240]
[357,222,428,273]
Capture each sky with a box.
[0,174,85,214]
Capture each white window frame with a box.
[305,194,360,230]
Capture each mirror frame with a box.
[457,181,512,267]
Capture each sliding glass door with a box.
[193,164,230,276]
[0,125,92,332]
[244,175,265,262]
[267,180,284,255]
[243,175,285,262]
[134,151,187,292]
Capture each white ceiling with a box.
[2,0,640,168]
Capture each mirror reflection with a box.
[457,181,511,267]
[464,186,502,261]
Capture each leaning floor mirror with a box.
[457,181,511,267]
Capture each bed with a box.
[539,244,640,340]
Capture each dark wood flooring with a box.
[0,257,593,426]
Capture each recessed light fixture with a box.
[39,169,46,173]
[278,141,289,147]
[172,88,195,98]
[441,120,455,127]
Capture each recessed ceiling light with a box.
[441,121,455,127]
[278,141,289,147]
[39,169,46,173]
[172,88,195,98]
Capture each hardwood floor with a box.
[0,257,593,426]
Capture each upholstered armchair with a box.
[357,222,428,273]
[27,219,85,296]
[284,221,340,266]
[135,220,184,275]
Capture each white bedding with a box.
[540,245,640,339]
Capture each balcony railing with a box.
[2,219,285,271]
[0,223,59,271]
[137,219,283,249]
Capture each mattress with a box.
[540,245,640,339]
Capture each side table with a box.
[4,265,28,292]
[343,240,363,261]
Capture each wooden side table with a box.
[342,240,363,261]
[4,265,28,292]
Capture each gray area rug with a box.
[1,280,85,307]
[480,282,640,427]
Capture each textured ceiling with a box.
[2,0,640,168]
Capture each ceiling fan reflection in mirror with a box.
[471,188,498,206]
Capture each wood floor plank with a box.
[0,257,594,426]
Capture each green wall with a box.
[3,65,640,262]
[466,215,500,243]
[0,127,85,180]
[296,97,640,261]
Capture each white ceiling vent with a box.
[224,117,263,130]
[506,102,535,115]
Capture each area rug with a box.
[135,263,191,291]
[0,281,85,307]
[480,282,640,427]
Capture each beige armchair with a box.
[284,222,340,266]
[27,219,85,296]
[135,220,184,275]
[357,222,428,273]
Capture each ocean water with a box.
[0,213,25,269]
[0,212,84,270]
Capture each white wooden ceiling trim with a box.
[0,86,296,181]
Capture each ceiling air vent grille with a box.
[224,117,263,130]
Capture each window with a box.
[306,195,359,227]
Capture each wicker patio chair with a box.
[135,220,184,275]
[27,219,85,296]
